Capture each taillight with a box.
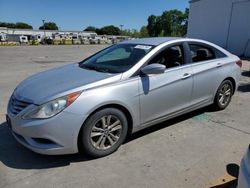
[236,60,242,68]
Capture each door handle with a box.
[217,63,223,68]
[182,73,192,79]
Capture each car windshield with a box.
[79,43,154,73]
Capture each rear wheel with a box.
[214,80,233,110]
[80,108,128,158]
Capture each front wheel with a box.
[80,108,128,158]
[214,80,233,110]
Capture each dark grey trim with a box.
[183,42,192,64]
[189,0,201,4]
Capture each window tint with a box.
[149,45,184,69]
[189,44,216,63]
[214,48,227,58]
[96,48,130,63]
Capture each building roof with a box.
[122,37,180,46]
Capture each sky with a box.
[0,0,189,31]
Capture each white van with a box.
[19,35,28,44]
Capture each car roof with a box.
[120,37,232,57]
[121,37,181,46]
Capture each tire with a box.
[80,108,128,158]
[214,80,233,110]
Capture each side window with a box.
[189,44,216,63]
[148,45,184,69]
[214,48,227,58]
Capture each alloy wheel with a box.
[90,115,122,150]
[218,83,232,106]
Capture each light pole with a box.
[120,24,124,35]
[6,27,8,42]
[42,20,46,38]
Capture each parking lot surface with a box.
[0,45,249,188]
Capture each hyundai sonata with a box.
[6,37,242,157]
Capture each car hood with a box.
[14,63,120,104]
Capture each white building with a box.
[188,0,250,57]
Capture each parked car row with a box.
[0,31,129,45]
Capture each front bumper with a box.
[7,105,84,155]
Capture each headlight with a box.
[22,91,81,119]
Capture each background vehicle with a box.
[237,144,250,188]
[0,32,7,42]
[31,34,42,42]
[19,35,28,44]
[7,37,242,157]
[42,36,53,45]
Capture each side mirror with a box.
[141,64,166,75]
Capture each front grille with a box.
[9,95,32,115]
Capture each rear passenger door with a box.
[187,42,227,106]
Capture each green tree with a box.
[131,29,140,38]
[95,28,103,35]
[155,16,163,36]
[84,26,96,32]
[139,26,149,38]
[121,29,140,38]
[180,8,189,36]
[39,22,58,30]
[161,11,172,36]
[121,29,132,37]
[170,9,186,36]
[146,8,189,37]
[15,22,33,29]
[99,25,121,35]
[0,22,33,29]
[147,15,157,37]
[147,15,162,37]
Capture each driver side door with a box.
[139,43,193,126]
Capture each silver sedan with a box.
[6,37,242,157]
